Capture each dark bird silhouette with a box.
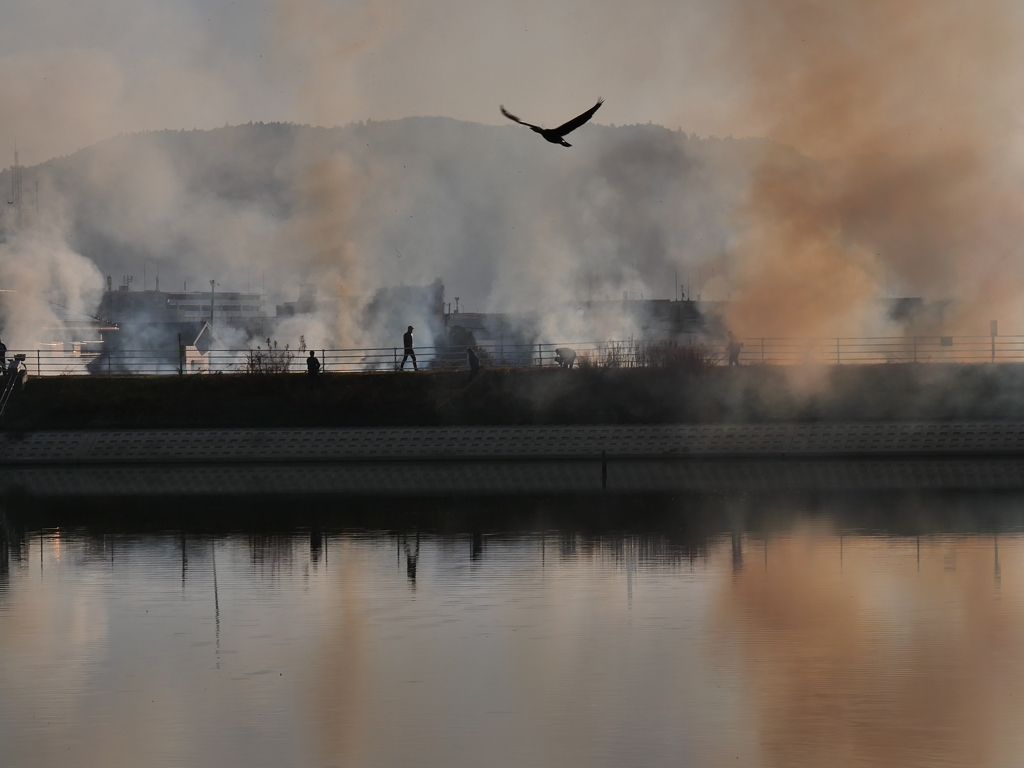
[500,99,603,147]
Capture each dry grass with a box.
[577,340,718,371]
[243,338,295,374]
[635,340,719,370]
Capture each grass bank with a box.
[6,363,1024,430]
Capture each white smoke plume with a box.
[2,0,1024,350]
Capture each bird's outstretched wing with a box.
[553,98,604,137]
[500,105,545,133]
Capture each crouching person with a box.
[554,347,577,369]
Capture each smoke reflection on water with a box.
[0,495,1022,767]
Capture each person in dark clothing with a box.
[0,338,8,374]
[306,350,321,386]
[400,325,417,371]
[726,332,744,366]
[467,347,481,381]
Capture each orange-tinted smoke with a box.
[723,0,1024,337]
[272,0,393,346]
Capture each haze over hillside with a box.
[3,0,1024,350]
[0,115,1018,349]
[0,119,780,346]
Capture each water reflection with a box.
[1,492,1024,767]
[0,525,8,596]
[719,526,1020,768]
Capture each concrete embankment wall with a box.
[0,423,1023,498]
[5,457,1024,497]
[2,423,1024,465]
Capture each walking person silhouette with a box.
[400,326,418,371]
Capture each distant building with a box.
[0,290,115,347]
[99,283,267,333]
[91,280,269,370]
[36,300,119,344]
[276,283,318,318]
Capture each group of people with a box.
[306,326,748,381]
[300,324,486,387]
[399,325,481,379]
[302,325,483,383]
[97,325,744,390]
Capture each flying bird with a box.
[500,99,603,147]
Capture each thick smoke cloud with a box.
[723,0,1024,337]
[14,122,744,348]
[2,0,1024,348]
[0,224,104,348]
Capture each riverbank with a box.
[4,456,1024,499]
[5,363,1024,430]
[2,422,1024,465]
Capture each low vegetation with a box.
[242,338,296,375]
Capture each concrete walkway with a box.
[2,422,1024,464]
[3,457,1024,496]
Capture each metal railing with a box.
[729,335,1020,365]
[7,334,1024,376]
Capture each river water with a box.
[1,490,1023,768]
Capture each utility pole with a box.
[210,280,216,327]
[8,147,22,228]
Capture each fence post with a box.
[761,338,765,364]
[836,338,840,365]
[36,349,40,377]
[913,337,917,363]
[393,347,398,371]
[991,320,998,363]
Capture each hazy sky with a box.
[0,0,739,165]
[6,0,1024,341]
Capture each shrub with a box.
[244,338,295,374]
[578,340,717,371]
[635,340,718,370]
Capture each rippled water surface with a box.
[2,491,1024,767]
